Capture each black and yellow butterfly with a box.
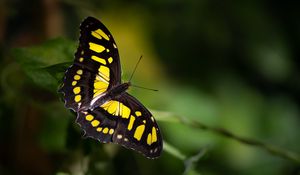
[59,17,162,158]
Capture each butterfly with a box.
[59,16,162,158]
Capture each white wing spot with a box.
[151,116,155,122]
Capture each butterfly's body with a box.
[59,17,162,158]
[88,82,130,111]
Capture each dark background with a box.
[0,0,300,174]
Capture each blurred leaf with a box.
[13,38,76,92]
[38,102,71,152]
[56,172,70,175]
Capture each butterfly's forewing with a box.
[76,17,121,85]
[76,93,162,158]
[59,17,121,111]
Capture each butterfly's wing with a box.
[59,17,121,111]
[76,92,163,158]
[60,16,162,158]
[112,93,163,158]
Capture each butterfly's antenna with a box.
[128,55,158,92]
[128,55,143,82]
[131,84,158,92]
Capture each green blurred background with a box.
[0,0,300,174]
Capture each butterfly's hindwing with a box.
[76,92,162,158]
[100,93,162,158]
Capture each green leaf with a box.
[38,102,71,152]
[13,38,76,92]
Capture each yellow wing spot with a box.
[76,69,83,75]
[96,74,109,83]
[117,134,123,139]
[94,81,108,90]
[94,29,110,40]
[142,120,146,124]
[106,48,110,52]
[72,81,77,86]
[101,101,113,110]
[152,127,157,143]
[79,57,84,62]
[81,50,84,55]
[91,30,102,40]
[107,101,119,115]
[101,101,131,118]
[109,128,114,134]
[74,95,81,102]
[89,42,105,53]
[74,75,81,80]
[118,103,123,116]
[93,81,108,97]
[96,127,103,132]
[99,66,110,81]
[91,120,100,127]
[95,75,108,82]
[108,57,113,64]
[134,125,145,141]
[135,111,142,117]
[85,114,94,121]
[113,43,117,48]
[147,133,152,145]
[128,115,135,131]
[93,88,107,97]
[103,127,109,134]
[73,87,81,94]
[91,55,106,65]
[121,104,131,119]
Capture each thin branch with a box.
[183,118,300,164]
[153,110,300,164]
[163,141,187,160]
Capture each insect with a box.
[59,17,162,158]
